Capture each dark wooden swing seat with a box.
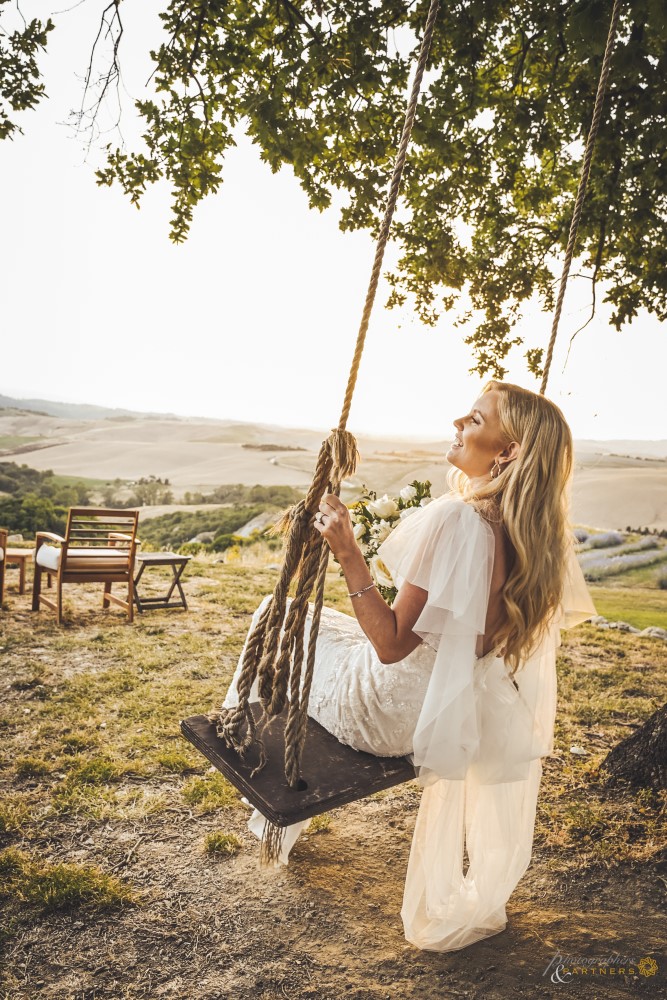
[180,704,416,827]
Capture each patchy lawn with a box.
[588,585,667,630]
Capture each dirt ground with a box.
[1,566,665,1000]
[2,793,664,1000]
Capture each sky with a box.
[2,2,665,442]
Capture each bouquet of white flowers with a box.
[344,480,432,604]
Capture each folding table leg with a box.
[164,563,188,610]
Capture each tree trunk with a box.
[601,704,667,791]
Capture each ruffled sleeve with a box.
[379,495,495,782]
[379,495,494,645]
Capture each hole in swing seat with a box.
[292,778,308,792]
[180,703,415,827]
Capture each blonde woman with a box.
[224,380,595,951]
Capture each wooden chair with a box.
[0,528,7,606]
[32,508,140,624]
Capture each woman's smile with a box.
[445,391,511,481]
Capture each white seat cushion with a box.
[36,545,62,572]
[0,547,4,561]
[36,546,131,573]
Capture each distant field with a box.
[588,585,667,629]
[1,408,666,529]
[0,434,42,451]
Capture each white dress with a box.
[223,494,596,952]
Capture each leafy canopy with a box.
[3,0,666,375]
[0,0,53,141]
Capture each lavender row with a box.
[581,548,667,581]
[577,537,659,565]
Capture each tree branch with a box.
[75,0,124,150]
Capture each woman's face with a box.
[446,390,509,480]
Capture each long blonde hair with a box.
[449,380,574,674]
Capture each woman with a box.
[224,380,595,952]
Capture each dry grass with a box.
[533,624,667,871]
[2,560,664,870]
[202,831,243,857]
[0,847,136,913]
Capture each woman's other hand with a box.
[313,493,357,560]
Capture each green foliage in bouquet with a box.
[345,480,432,605]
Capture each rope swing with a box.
[540,0,622,394]
[203,0,623,861]
[209,0,441,807]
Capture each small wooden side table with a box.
[6,548,33,595]
[133,552,191,612]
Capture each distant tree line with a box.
[0,462,91,536]
[98,475,173,507]
[139,506,272,553]
[625,525,667,539]
[182,484,302,507]
[0,461,305,540]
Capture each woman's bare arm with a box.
[314,494,428,664]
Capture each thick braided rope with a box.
[540,0,622,395]
[208,502,308,738]
[261,530,323,713]
[209,600,269,747]
[284,528,331,787]
[210,440,334,743]
[253,429,360,719]
[210,432,357,755]
[337,0,441,431]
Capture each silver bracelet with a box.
[348,581,376,598]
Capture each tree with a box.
[601,703,666,791]
[2,0,666,375]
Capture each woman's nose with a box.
[453,417,463,430]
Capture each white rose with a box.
[353,521,366,540]
[369,555,394,589]
[399,485,417,502]
[371,519,393,543]
[399,506,418,519]
[366,494,398,518]
[419,496,434,507]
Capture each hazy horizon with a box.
[2,389,667,449]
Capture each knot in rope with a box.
[208,426,361,785]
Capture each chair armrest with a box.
[108,532,133,545]
[35,531,65,547]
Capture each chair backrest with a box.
[61,509,139,571]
